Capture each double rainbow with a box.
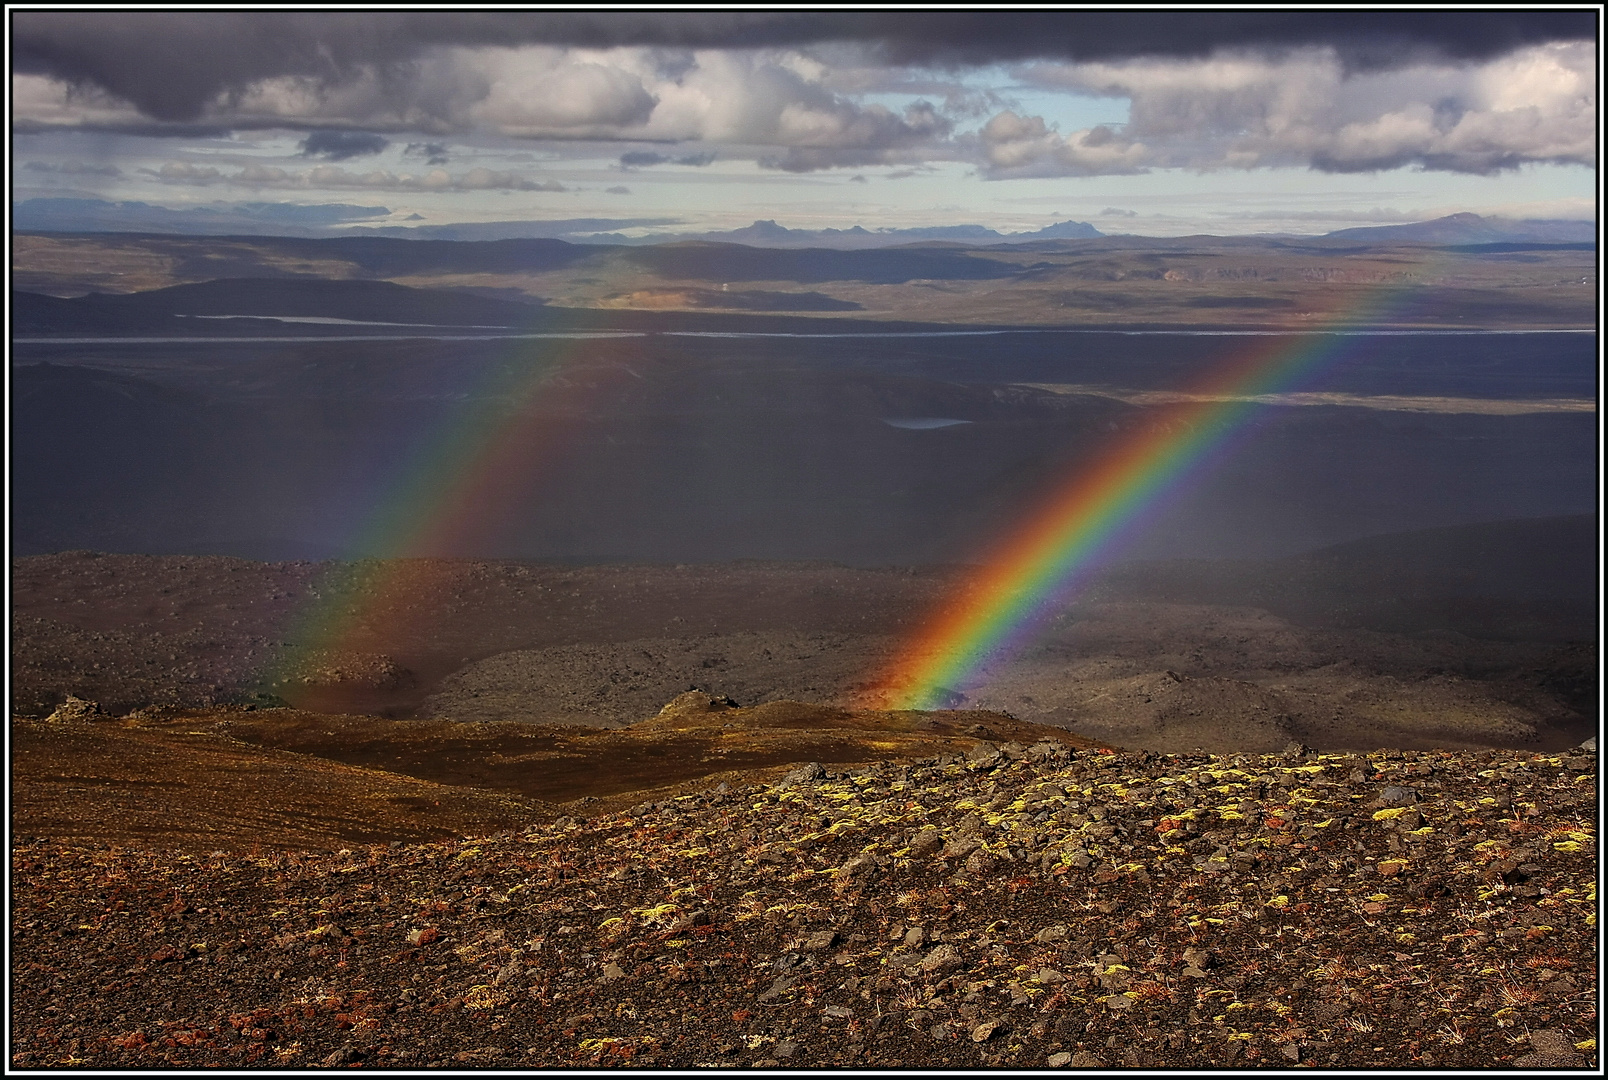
[271,278,1431,706]
[873,305,1400,711]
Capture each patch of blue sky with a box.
[993,85,1130,136]
[854,63,1129,138]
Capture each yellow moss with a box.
[633,903,680,922]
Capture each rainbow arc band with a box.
[873,295,1407,712]
[261,276,1451,701]
[261,332,625,688]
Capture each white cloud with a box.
[14,46,958,172]
[464,47,659,136]
[624,48,953,169]
[235,162,293,185]
[153,161,224,183]
[978,112,1149,176]
[1007,42,1595,176]
[15,40,1594,181]
[12,72,148,128]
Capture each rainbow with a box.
[268,275,1422,703]
[873,300,1405,712]
[264,329,639,689]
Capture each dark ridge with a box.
[64,277,546,326]
[614,242,1039,284]
[1183,295,1296,308]
[1439,242,1596,254]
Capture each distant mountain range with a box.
[11,198,1105,246]
[12,197,1595,252]
[1313,212,1595,247]
[556,218,1107,248]
[473,212,1592,249]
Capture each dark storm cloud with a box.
[846,11,1597,70]
[299,130,390,160]
[13,11,1593,123]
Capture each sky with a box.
[11,10,1598,238]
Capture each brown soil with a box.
[11,712,544,852]
[11,697,1108,853]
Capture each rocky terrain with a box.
[11,212,1594,1068]
[11,518,1596,1070]
[11,536,1595,755]
[11,695,1107,851]
[11,727,1597,1069]
[8,555,950,721]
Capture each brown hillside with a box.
[11,737,1596,1069]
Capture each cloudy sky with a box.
[12,10,1597,237]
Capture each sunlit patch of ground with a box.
[10,696,1108,852]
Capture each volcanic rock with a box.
[46,695,107,723]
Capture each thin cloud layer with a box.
[22,160,123,177]
[145,161,563,193]
[619,151,718,169]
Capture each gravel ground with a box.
[426,630,898,728]
[14,553,1591,755]
[11,742,1596,1069]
